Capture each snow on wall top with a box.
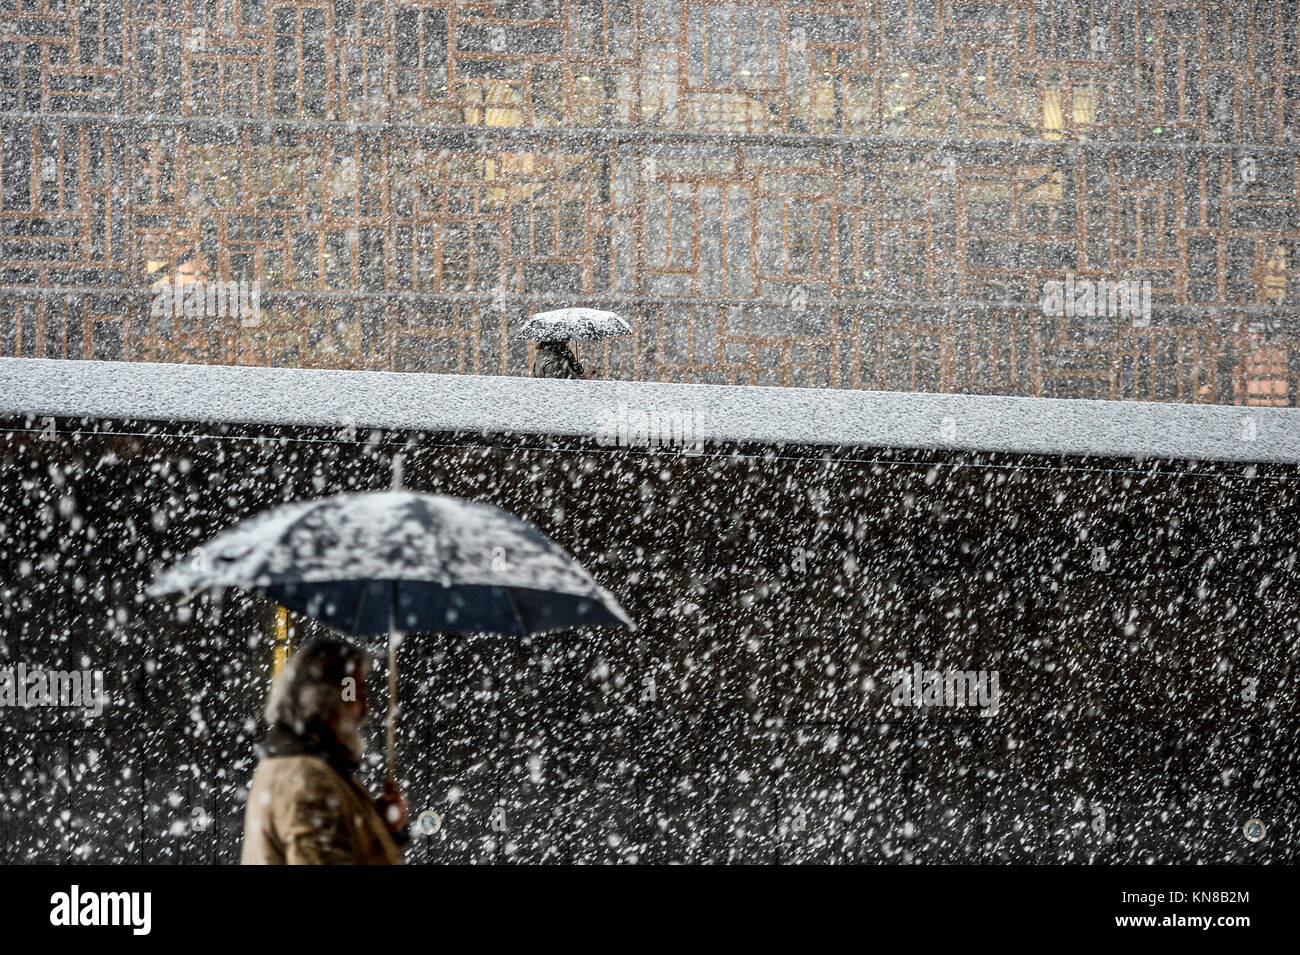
[2,357,1298,465]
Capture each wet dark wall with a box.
[1,416,1297,863]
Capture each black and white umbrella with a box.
[150,491,633,778]
[520,307,631,342]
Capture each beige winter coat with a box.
[241,754,403,865]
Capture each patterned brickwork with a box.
[2,0,1299,403]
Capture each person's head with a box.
[264,637,371,759]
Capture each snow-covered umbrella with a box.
[520,307,631,342]
[149,491,633,780]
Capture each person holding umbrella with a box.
[533,339,587,379]
[151,488,634,864]
[241,637,408,865]
[524,307,631,380]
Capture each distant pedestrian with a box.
[533,339,587,379]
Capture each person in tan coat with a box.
[242,638,408,865]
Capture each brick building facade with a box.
[4,1,1300,402]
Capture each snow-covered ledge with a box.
[1,357,1298,465]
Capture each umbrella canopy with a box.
[149,491,633,636]
[520,308,630,342]
[152,491,633,783]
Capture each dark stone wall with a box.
[1,416,1296,863]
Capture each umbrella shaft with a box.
[387,579,398,786]
[387,632,397,783]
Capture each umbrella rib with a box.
[349,580,368,637]
[503,587,529,636]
